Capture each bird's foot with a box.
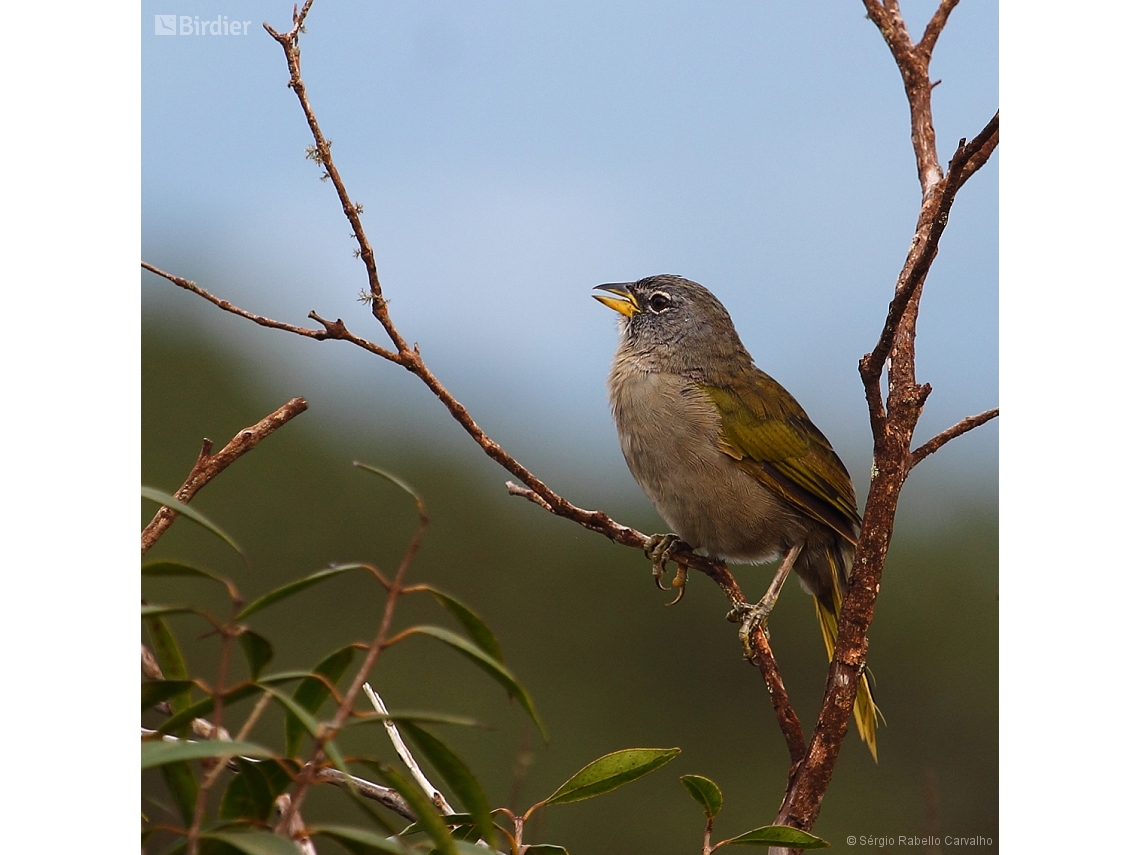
[731,599,776,659]
[645,533,688,605]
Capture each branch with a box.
[774,5,997,837]
[860,111,1000,419]
[140,397,308,555]
[141,262,341,347]
[363,683,455,814]
[910,408,998,468]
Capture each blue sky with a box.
[142,1,997,504]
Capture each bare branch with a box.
[314,768,414,820]
[859,111,1000,428]
[140,395,308,554]
[918,0,961,58]
[363,683,455,814]
[910,408,998,468]
[142,262,335,344]
[775,7,997,838]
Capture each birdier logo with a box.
[154,15,253,36]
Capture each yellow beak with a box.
[592,283,639,318]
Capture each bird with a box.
[594,274,879,760]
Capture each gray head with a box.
[593,274,753,374]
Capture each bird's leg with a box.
[734,543,803,656]
[645,533,682,592]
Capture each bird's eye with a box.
[648,292,671,312]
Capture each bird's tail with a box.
[814,547,882,763]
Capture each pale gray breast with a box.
[606,357,806,563]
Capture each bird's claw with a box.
[646,533,688,604]
[732,601,775,659]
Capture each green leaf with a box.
[421,586,503,662]
[143,604,206,620]
[354,462,423,508]
[250,758,297,800]
[159,761,199,826]
[235,564,369,621]
[199,829,305,855]
[219,757,276,823]
[157,683,263,735]
[142,561,240,600]
[141,739,276,769]
[680,774,723,819]
[543,747,681,806]
[143,680,198,711]
[286,645,357,757]
[723,825,829,848]
[407,626,545,739]
[378,765,456,855]
[400,722,497,845]
[309,825,414,855]
[146,615,188,677]
[259,685,349,776]
[142,486,244,557]
[238,630,274,680]
[343,711,484,730]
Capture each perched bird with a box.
[594,274,879,759]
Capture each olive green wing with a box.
[700,371,860,543]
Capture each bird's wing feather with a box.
[700,372,861,542]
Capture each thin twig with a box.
[363,683,454,813]
[910,408,998,468]
[140,395,309,554]
[141,262,335,344]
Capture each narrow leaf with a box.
[219,757,276,823]
[159,761,199,826]
[407,626,544,739]
[145,616,195,729]
[142,680,197,711]
[238,630,274,680]
[422,586,503,662]
[259,685,350,776]
[200,829,306,855]
[235,564,368,621]
[401,722,497,845]
[723,825,829,848]
[142,560,240,601]
[286,645,357,757]
[141,739,276,769]
[543,747,680,806]
[142,486,244,557]
[354,462,423,507]
[378,765,457,855]
[343,711,484,730]
[309,825,414,855]
[680,774,723,819]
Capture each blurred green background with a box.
[142,316,996,853]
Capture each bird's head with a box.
[593,274,750,373]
